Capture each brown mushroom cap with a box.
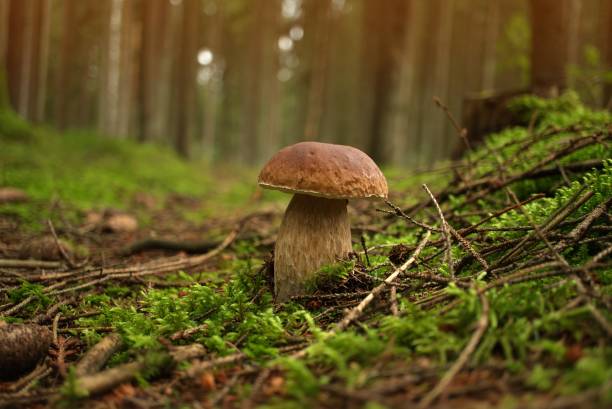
[258,141,388,200]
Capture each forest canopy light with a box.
[258,141,388,302]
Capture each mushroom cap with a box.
[258,141,388,200]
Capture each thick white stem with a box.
[274,194,352,302]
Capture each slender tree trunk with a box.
[242,0,264,162]
[98,0,127,136]
[117,0,135,136]
[7,0,32,116]
[566,0,581,72]
[22,0,50,123]
[259,0,281,160]
[55,0,74,128]
[0,0,8,65]
[529,0,572,95]
[136,0,171,142]
[481,0,500,91]
[389,0,426,166]
[174,0,199,157]
[422,0,454,164]
[303,0,332,141]
[0,0,10,109]
[201,1,224,158]
[361,0,408,163]
[603,0,612,108]
[138,0,166,141]
[33,0,51,122]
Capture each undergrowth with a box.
[1,92,610,407]
[0,113,285,229]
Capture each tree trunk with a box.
[303,0,332,142]
[55,0,75,128]
[242,0,265,163]
[603,0,612,108]
[258,0,281,161]
[7,0,33,116]
[361,0,408,163]
[117,0,135,136]
[0,0,9,109]
[138,0,166,142]
[421,0,454,164]
[481,0,500,91]
[98,0,130,136]
[200,1,224,158]
[529,0,572,95]
[388,0,427,166]
[174,0,199,157]
[33,0,51,122]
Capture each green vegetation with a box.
[0,93,610,407]
[0,113,286,229]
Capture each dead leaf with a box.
[199,372,216,391]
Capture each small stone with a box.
[20,235,74,261]
[263,376,285,396]
[0,324,52,380]
[104,214,138,233]
[0,187,29,204]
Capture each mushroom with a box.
[258,141,388,302]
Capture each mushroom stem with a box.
[275,193,352,302]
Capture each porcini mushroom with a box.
[258,141,388,302]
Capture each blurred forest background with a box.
[0,0,611,167]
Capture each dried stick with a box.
[492,188,593,269]
[48,223,242,297]
[382,200,442,232]
[433,96,471,151]
[418,293,489,408]
[75,333,124,376]
[553,198,610,251]
[508,188,611,331]
[169,324,209,341]
[447,225,489,271]
[241,368,271,409]
[390,286,399,316]
[47,220,79,269]
[52,313,60,344]
[7,363,51,393]
[0,259,62,269]
[75,344,207,396]
[185,343,307,378]
[332,231,430,333]
[423,184,453,276]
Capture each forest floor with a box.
[0,92,611,409]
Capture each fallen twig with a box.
[0,259,62,269]
[418,293,489,408]
[75,333,124,376]
[47,220,82,269]
[74,344,207,396]
[333,232,430,333]
[423,184,453,276]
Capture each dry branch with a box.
[418,293,489,408]
[74,344,207,396]
[423,184,453,276]
[333,231,430,333]
[75,333,124,376]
